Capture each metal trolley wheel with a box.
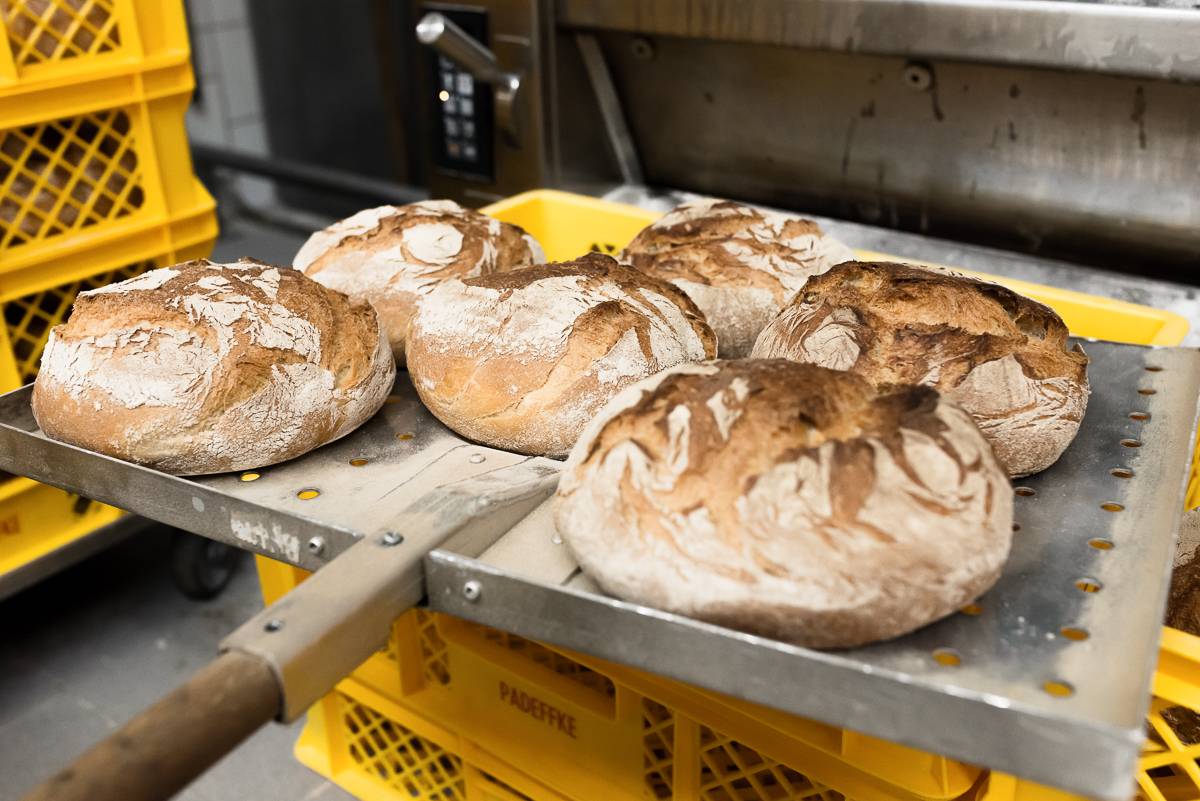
[170,529,239,600]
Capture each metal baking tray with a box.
[0,338,1195,798]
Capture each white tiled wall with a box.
[184,0,275,207]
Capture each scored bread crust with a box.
[619,198,857,358]
[32,258,395,476]
[752,261,1089,478]
[294,199,546,366]
[407,252,717,459]
[555,360,1013,650]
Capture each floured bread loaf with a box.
[33,258,395,476]
[620,198,857,358]
[555,360,1013,649]
[294,199,546,366]
[407,252,716,458]
[753,261,1089,477]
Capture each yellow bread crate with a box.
[0,0,216,586]
[257,189,1196,799]
[0,0,217,302]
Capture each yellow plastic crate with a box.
[0,0,216,587]
[0,0,217,302]
[260,190,1196,800]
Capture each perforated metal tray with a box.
[0,339,1194,798]
[426,339,1200,800]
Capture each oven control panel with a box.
[426,6,495,184]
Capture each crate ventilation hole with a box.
[1,0,121,66]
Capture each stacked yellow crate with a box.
[0,0,217,581]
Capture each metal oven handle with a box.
[417,11,523,147]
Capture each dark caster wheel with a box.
[171,530,240,600]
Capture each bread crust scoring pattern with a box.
[753,261,1089,477]
[620,198,857,358]
[32,258,395,475]
[555,360,1013,649]
[295,200,546,365]
[407,253,716,459]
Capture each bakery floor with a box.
[0,218,357,801]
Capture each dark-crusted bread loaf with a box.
[620,198,856,358]
[555,360,1013,649]
[294,200,546,366]
[407,252,716,458]
[752,261,1089,477]
[33,258,395,475]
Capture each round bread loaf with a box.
[294,199,546,366]
[752,261,1089,478]
[407,252,716,458]
[32,258,395,476]
[555,360,1013,649]
[620,198,857,358]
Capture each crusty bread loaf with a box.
[555,360,1013,649]
[32,258,395,476]
[752,261,1089,477]
[294,200,546,366]
[620,198,857,358]
[407,252,717,458]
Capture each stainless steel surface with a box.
[0,376,524,571]
[565,32,1200,269]
[222,458,559,722]
[427,339,1200,800]
[417,12,525,147]
[574,33,645,185]
[605,184,1200,347]
[0,515,158,602]
[558,0,1200,81]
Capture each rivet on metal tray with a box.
[1129,412,1150,421]
[470,453,486,464]
[397,432,414,440]
[1014,487,1035,497]
[1145,366,1164,372]
[1061,627,1089,641]
[240,472,260,482]
[1120,439,1143,448]
[463,581,482,602]
[1137,389,1157,396]
[1100,502,1124,512]
[349,459,368,466]
[1111,468,1134,478]
[265,619,284,633]
[307,536,325,555]
[1089,538,1115,550]
[1043,681,1074,697]
[932,649,961,666]
[1076,578,1102,593]
[382,531,404,546]
[961,604,983,615]
[297,489,320,500]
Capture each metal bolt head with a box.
[382,530,404,546]
[902,62,934,92]
[463,581,482,602]
[307,536,325,555]
[631,36,656,61]
[265,619,284,633]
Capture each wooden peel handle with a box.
[21,650,281,801]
